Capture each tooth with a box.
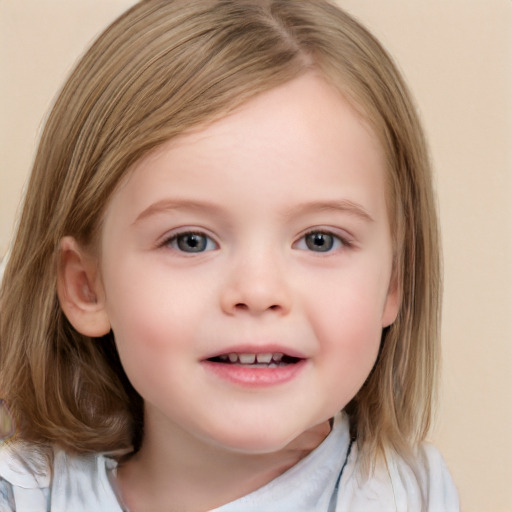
[239,353,256,364]
[272,353,284,362]
[228,353,239,363]
[256,353,272,364]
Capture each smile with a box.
[208,352,301,367]
[203,350,307,387]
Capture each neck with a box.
[116,416,331,512]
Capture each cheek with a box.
[317,300,382,407]
[308,267,389,335]
[102,266,182,360]
[306,271,386,384]
[102,259,220,383]
[104,253,202,331]
[105,282,195,402]
[319,294,383,363]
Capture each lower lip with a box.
[202,360,307,387]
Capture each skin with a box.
[59,73,399,511]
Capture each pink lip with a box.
[202,358,307,387]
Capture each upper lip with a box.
[202,344,307,361]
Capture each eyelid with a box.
[293,227,354,251]
[159,227,219,252]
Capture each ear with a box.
[381,271,401,328]
[57,236,111,337]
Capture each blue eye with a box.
[166,232,217,253]
[296,231,344,252]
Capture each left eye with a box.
[165,232,217,253]
[295,231,344,253]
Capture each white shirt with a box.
[0,413,459,511]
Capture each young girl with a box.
[0,1,459,510]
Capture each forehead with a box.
[105,73,388,229]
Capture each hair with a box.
[0,0,440,474]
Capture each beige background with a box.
[1,1,511,510]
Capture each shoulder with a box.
[337,442,460,512]
[386,442,460,511]
[0,441,51,511]
[415,443,460,508]
[0,441,122,511]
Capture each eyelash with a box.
[162,231,218,253]
[294,229,352,253]
[160,228,352,254]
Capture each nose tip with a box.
[220,263,291,316]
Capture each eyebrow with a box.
[133,198,374,225]
[133,199,225,225]
[282,200,374,223]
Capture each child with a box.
[0,0,459,510]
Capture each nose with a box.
[219,250,292,316]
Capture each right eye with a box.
[165,232,217,253]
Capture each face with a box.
[98,74,399,454]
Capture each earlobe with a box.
[57,236,111,337]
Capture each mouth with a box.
[203,349,307,387]
[207,352,302,368]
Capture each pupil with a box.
[187,235,199,247]
[306,232,333,252]
[178,233,206,252]
[313,234,324,246]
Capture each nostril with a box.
[233,303,280,312]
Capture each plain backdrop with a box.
[1,1,511,510]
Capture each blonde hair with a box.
[0,0,440,471]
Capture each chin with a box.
[204,424,302,456]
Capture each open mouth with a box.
[207,352,302,368]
